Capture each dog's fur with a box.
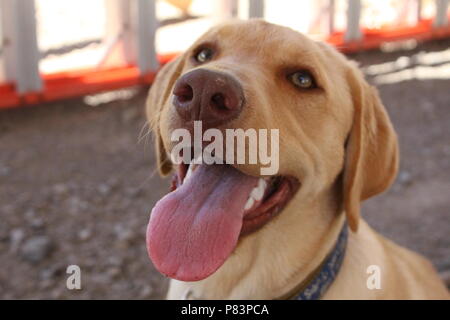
[146,20,449,299]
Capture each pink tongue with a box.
[146,164,259,281]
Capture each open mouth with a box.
[172,163,299,236]
[146,161,299,282]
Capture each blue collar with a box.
[282,222,349,300]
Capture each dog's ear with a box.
[146,54,187,176]
[343,65,399,232]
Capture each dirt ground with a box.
[0,40,449,299]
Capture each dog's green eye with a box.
[195,48,214,63]
[289,71,315,89]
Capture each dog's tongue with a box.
[146,164,258,281]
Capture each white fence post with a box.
[417,0,422,22]
[329,0,335,34]
[1,0,42,94]
[344,0,362,42]
[214,0,238,22]
[104,0,158,74]
[135,0,158,74]
[104,0,134,66]
[434,0,449,27]
[249,0,264,18]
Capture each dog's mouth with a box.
[146,162,299,282]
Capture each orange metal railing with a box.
[1,13,449,110]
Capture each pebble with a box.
[97,183,111,196]
[106,266,122,279]
[24,209,36,220]
[114,224,135,247]
[50,288,63,299]
[52,183,70,196]
[25,210,45,230]
[106,255,124,267]
[1,204,15,216]
[9,228,25,253]
[39,264,63,281]
[67,196,88,215]
[139,285,154,298]
[398,170,413,186]
[0,164,11,177]
[20,236,54,264]
[30,217,45,230]
[78,228,92,241]
[0,224,8,241]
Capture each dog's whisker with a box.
[137,160,170,191]
[138,121,151,145]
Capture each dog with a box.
[145,19,449,299]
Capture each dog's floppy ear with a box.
[146,54,187,176]
[343,65,399,232]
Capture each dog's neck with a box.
[168,188,346,300]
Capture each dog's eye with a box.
[194,48,214,63]
[289,71,316,89]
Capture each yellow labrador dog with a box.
[145,20,449,299]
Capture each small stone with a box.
[114,224,134,247]
[39,278,54,290]
[106,255,124,267]
[1,205,15,216]
[97,183,111,196]
[39,264,63,289]
[139,285,154,298]
[50,288,63,299]
[53,183,69,196]
[77,228,92,241]
[40,265,62,280]
[0,224,8,241]
[67,196,88,215]
[20,236,54,264]
[31,219,45,230]
[24,209,36,220]
[398,170,412,186]
[106,266,121,279]
[0,165,11,177]
[9,228,25,253]
[106,177,120,190]
[29,215,45,230]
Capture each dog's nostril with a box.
[173,69,244,125]
[174,84,194,103]
[210,93,227,111]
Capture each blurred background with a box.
[0,0,449,299]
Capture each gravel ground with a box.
[0,40,449,299]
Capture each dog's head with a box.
[146,20,398,281]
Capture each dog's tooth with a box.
[251,188,263,201]
[250,179,266,201]
[184,163,194,182]
[258,178,267,191]
[190,156,202,172]
[244,197,254,210]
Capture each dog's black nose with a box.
[172,69,244,127]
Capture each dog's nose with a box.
[172,69,244,127]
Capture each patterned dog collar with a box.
[280,222,349,300]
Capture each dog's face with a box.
[146,20,398,282]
